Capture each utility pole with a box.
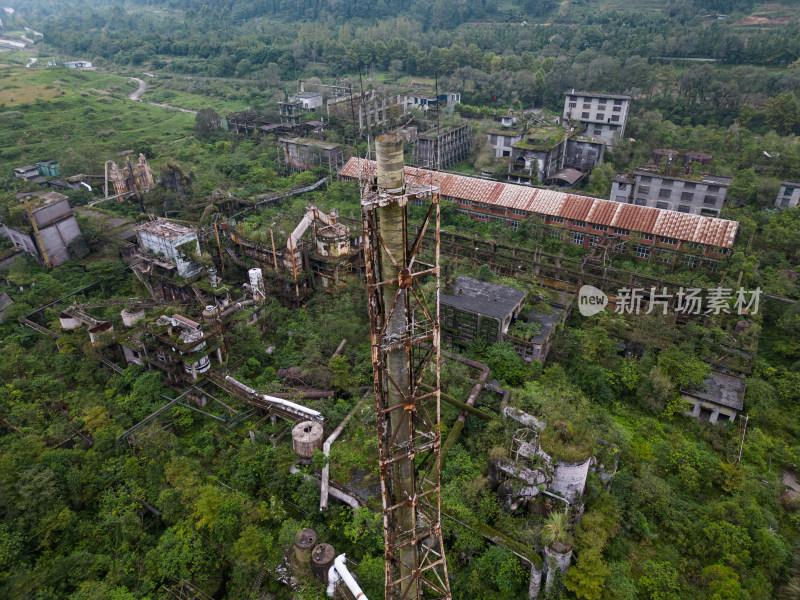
[362,134,451,600]
[737,413,749,463]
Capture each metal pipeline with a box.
[327,554,367,599]
[271,390,334,400]
[440,352,491,465]
[289,465,361,512]
[321,392,370,510]
[224,376,324,422]
[220,299,254,318]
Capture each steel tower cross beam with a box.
[361,134,451,600]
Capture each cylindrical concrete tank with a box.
[376,133,404,192]
[292,420,324,460]
[652,148,679,165]
[294,528,318,566]
[551,457,592,504]
[248,268,265,297]
[544,543,573,591]
[88,321,114,343]
[685,151,713,165]
[59,312,82,330]
[121,308,145,327]
[316,224,350,259]
[311,543,336,583]
[202,304,219,324]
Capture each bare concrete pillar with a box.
[529,561,543,599]
[544,544,573,592]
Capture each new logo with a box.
[578,285,608,317]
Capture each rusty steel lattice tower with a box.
[361,134,451,600]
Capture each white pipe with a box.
[289,465,361,512]
[225,375,323,422]
[327,564,341,597]
[333,554,367,600]
[321,392,369,510]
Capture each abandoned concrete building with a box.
[611,158,732,217]
[487,129,525,159]
[118,312,225,383]
[326,90,410,135]
[279,137,345,173]
[441,276,526,345]
[413,123,473,169]
[506,291,573,363]
[1,191,82,267]
[507,126,604,186]
[440,276,572,363]
[12,165,41,181]
[13,159,60,181]
[341,158,739,266]
[134,219,202,279]
[775,181,800,209]
[225,113,323,138]
[408,91,461,114]
[681,371,745,423]
[563,90,631,145]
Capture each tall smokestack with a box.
[376,133,405,193]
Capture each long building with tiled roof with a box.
[340,158,739,268]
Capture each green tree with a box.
[764,93,800,135]
[565,546,610,600]
[195,108,223,140]
[656,346,709,388]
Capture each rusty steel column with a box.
[362,134,451,600]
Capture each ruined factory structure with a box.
[440,277,572,363]
[227,205,360,303]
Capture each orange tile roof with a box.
[340,158,739,248]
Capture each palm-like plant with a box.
[541,510,570,547]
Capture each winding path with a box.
[127,76,198,115]
[26,56,37,68]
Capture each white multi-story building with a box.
[135,220,202,278]
[775,181,800,209]
[563,90,631,146]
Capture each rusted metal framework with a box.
[361,134,451,600]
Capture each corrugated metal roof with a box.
[558,194,594,221]
[585,200,619,226]
[339,158,738,248]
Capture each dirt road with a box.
[127,76,197,114]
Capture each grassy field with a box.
[138,74,260,114]
[0,65,194,177]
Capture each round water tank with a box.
[551,456,592,504]
[311,543,336,583]
[316,224,350,259]
[202,304,219,324]
[248,268,265,296]
[121,308,145,327]
[292,420,324,459]
[88,321,114,343]
[294,528,318,566]
[685,151,713,165]
[59,312,82,330]
[652,148,679,165]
